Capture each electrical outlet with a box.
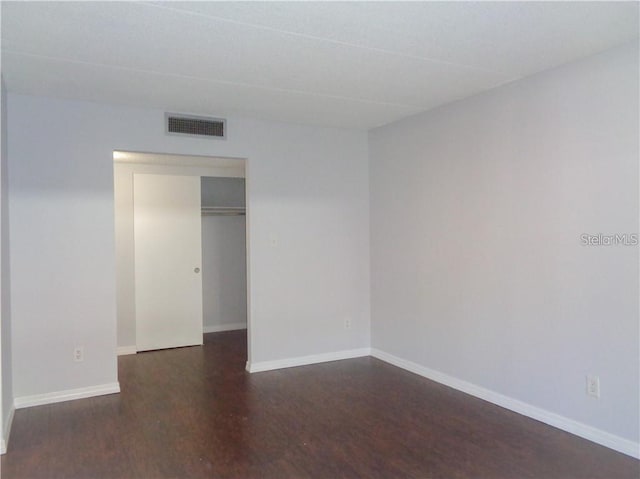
[586,375,600,398]
[344,318,352,330]
[74,346,84,363]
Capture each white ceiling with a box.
[1,1,638,129]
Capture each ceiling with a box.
[1,1,638,129]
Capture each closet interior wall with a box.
[201,177,247,333]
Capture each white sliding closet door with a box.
[134,173,203,351]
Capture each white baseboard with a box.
[14,382,121,409]
[204,323,247,333]
[247,347,371,373]
[371,348,639,459]
[117,345,137,356]
[0,404,15,454]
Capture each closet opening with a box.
[113,151,249,369]
[200,177,247,336]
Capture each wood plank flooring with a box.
[2,331,638,478]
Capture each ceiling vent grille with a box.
[166,113,226,139]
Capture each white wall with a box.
[8,94,370,399]
[201,177,247,332]
[0,76,14,453]
[369,41,639,449]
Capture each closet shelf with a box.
[201,206,246,216]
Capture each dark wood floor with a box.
[2,331,638,479]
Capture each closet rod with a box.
[201,206,246,216]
